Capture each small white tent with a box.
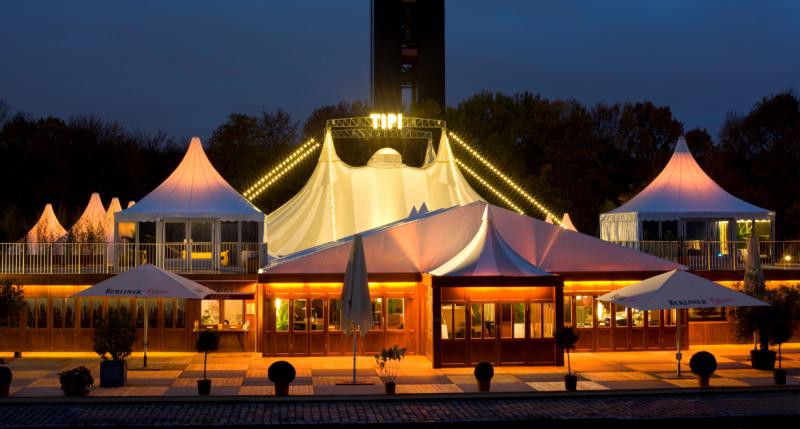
[105,197,123,243]
[560,213,577,232]
[600,137,773,242]
[266,130,484,256]
[71,193,108,242]
[24,203,67,254]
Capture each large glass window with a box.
[686,221,706,241]
[53,297,75,329]
[665,309,678,326]
[201,300,220,326]
[163,299,175,328]
[176,299,186,328]
[328,299,341,330]
[575,295,593,328]
[500,302,525,339]
[642,221,660,240]
[648,310,660,327]
[80,298,91,329]
[631,308,644,327]
[598,300,612,328]
[224,300,244,326]
[470,303,483,339]
[530,303,543,338]
[275,298,289,332]
[441,303,466,340]
[221,221,239,243]
[483,303,495,338]
[387,298,404,329]
[241,222,259,242]
[91,298,103,329]
[310,299,324,331]
[26,298,47,329]
[563,296,573,327]
[165,222,186,243]
[292,299,307,331]
[662,221,679,240]
[371,298,382,329]
[614,305,629,327]
[543,302,555,338]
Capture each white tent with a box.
[71,193,108,242]
[560,213,577,232]
[266,130,484,256]
[105,197,123,243]
[600,137,774,242]
[24,203,67,254]
[265,201,683,277]
[115,137,266,269]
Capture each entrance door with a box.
[468,303,495,364]
[190,221,214,271]
[498,302,526,364]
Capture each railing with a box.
[609,240,800,271]
[0,242,265,275]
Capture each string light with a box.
[449,131,562,226]
[456,159,525,215]
[242,139,318,199]
[243,142,321,201]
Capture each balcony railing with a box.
[0,242,265,275]
[609,240,800,271]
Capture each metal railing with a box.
[0,242,265,275]
[608,240,800,271]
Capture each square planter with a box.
[100,360,127,387]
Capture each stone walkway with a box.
[2,344,798,397]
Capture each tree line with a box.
[0,91,798,242]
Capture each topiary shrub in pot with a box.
[58,366,94,396]
[689,351,717,387]
[93,307,136,387]
[195,330,221,395]
[555,326,580,391]
[268,361,296,396]
[375,345,407,394]
[0,365,12,397]
[473,361,494,392]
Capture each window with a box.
[310,299,324,331]
[665,309,678,326]
[165,222,186,243]
[500,303,525,339]
[689,307,726,322]
[543,303,555,338]
[275,298,289,332]
[109,298,131,316]
[642,221,660,241]
[224,300,244,326]
[53,298,75,329]
[597,300,612,327]
[200,300,220,326]
[575,296,593,328]
[631,308,644,327]
[387,298,404,329]
[221,221,239,243]
[648,310,660,327]
[470,303,483,339]
[80,299,91,329]
[91,298,103,329]
[686,221,707,241]
[563,296,573,327]
[241,222,259,242]
[26,298,47,329]
[530,303,543,338]
[662,221,678,240]
[163,299,175,328]
[614,305,628,327]
[371,298,383,329]
[483,303,495,338]
[293,299,307,331]
[441,303,466,340]
[176,299,186,328]
[328,299,341,330]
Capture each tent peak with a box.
[674,136,690,154]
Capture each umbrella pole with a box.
[676,310,682,377]
[352,322,358,384]
[143,299,148,369]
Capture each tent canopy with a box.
[71,193,108,241]
[25,203,67,243]
[116,137,264,222]
[266,130,484,256]
[265,202,684,277]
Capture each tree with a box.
[0,281,25,326]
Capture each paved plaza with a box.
[1,344,798,397]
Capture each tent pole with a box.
[676,309,682,377]
[144,299,149,368]
[352,322,357,384]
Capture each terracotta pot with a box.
[477,379,491,392]
[774,369,787,385]
[697,375,710,387]
[385,382,396,395]
[197,379,212,395]
[564,374,578,391]
[275,382,290,396]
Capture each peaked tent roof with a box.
[264,201,684,277]
[603,137,772,220]
[266,130,484,256]
[561,213,577,231]
[430,206,551,277]
[25,203,67,243]
[105,197,122,243]
[71,193,108,241]
[117,137,264,222]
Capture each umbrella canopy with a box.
[743,233,765,295]
[73,264,215,299]
[598,269,769,310]
[341,234,372,337]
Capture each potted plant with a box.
[268,361,296,396]
[375,344,407,394]
[195,330,220,395]
[58,366,94,396]
[767,287,800,385]
[733,285,800,371]
[0,280,26,359]
[555,326,580,391]
[689,351,717,387]
[473,361,494,392]
[0,365,11,397]
[93,307,136,387]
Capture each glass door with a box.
[190,221,213,271]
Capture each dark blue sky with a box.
[1,0,798,141]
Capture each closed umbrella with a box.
[73,264,215,367]
[599,269,769,376]
[743,232,766,349]
[340,234,372,384]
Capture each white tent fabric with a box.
[266,130,484,256]
[105,197,122,243]
[431,206,551,277]
[71,193,108,242]
[600,137,773,241]
[544,213,554,224]
[560,213,577,232]
[597,269,769,311]
[265,202,684,276]
[25,203,67,254]
[127,201,135,208]
[116,137,264,222]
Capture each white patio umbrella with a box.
[73,264,215,367]
[598,269,769,376]
[340,234,372,384]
